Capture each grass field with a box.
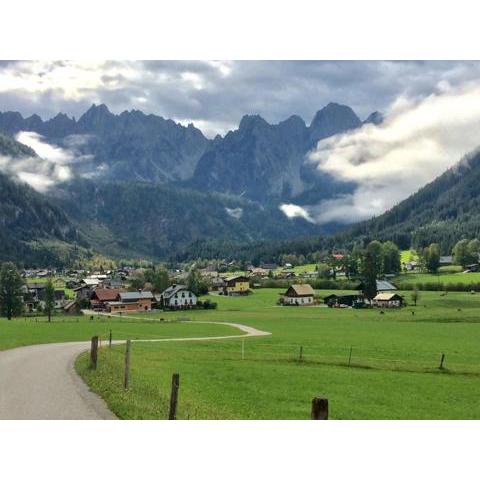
[0,315,238,351]
[75,288,480,420]
[394,271,480,286]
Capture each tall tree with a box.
[382,241,401,274]
[44,278,55,323]
[186,268,209,296]
[151,267,170,293]
[361,241,382,300]
[423,243,441,273]
[411,287,420,307]
[0,262,24,320]
[468,239,480,262]
[453,239,475,268]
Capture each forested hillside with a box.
[54,179,323,260]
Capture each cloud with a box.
[0,131,93,192]
[4,61,480,137]
[225,207,243,219]
[280,203,314,223]
[306,81,480,224]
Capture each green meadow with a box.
[74,288,480,420]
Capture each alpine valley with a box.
[1,102,478,267]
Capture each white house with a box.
[282,284,315,305]
[159,284,197,309]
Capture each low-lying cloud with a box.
[304,81,480,224]
[0,131,93,192]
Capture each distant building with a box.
[282,284,315,305]
[376,280,397,292]
[211,277,226,291]
[373,292,404,308]
[107,291,154,313]
[324,293,364,308]
[439,256,453,265]
[357,279,397,294]
[223,275,250,296]
[158,284,197,309]
[90,288,122,311]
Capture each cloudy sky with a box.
[2,60,480,137]
[3,60,480,225]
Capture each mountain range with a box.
[1,102,478,266]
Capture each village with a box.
[20,255,407,317]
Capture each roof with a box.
[161,284,194,299]
[374,293,402,301]
[440,256,453,264]
[92,288,121,301]
[285,284,315,296]
[324,294,359,300]
[376,280,397,291]
[119,291,154,301]
[225,275,249,282]
[82,278,100,286]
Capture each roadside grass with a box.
[77,288,480,419]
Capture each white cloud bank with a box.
[280,203,314,223]
[305,81,480,224]
[0,131,93,192]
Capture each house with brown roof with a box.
[90,288,122,311]
[282,284,315,305]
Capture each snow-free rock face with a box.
[191,103,362,203]
[0,104,211,183]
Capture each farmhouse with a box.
[90,288,121,311]
[107,291,154,313]
[373,292,404,308]
[324,294,364,308]
[158,284,197,309]
[223,275,250,296]
[211,276,226,291]
[283,284,315,305]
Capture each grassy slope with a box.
[76,288,480,419]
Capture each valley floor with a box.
[74,289,480,419]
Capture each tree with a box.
[423,243,441,273]
[453,239,475,268]
[327,255,340,280]
[382,241,401,274]
[317,264,331,279]
[361,241,382,300]
[0,262,24,320]
[342,253,359,279]
[411,287,420,307]
[186,268,209,296]
[468,239,480,262]
[146,267,170,293]
[44,278,55,323]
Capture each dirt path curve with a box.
[0,314,271,419]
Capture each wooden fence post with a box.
[299,346,303,362]
[90,336,99,369]
[348,346,353,367]
[109,329,112,348]
[311,397,328,420]
[439,353,445,370]
[241,339,245,360]
[169,373,180,420]
[124,340,131,390]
